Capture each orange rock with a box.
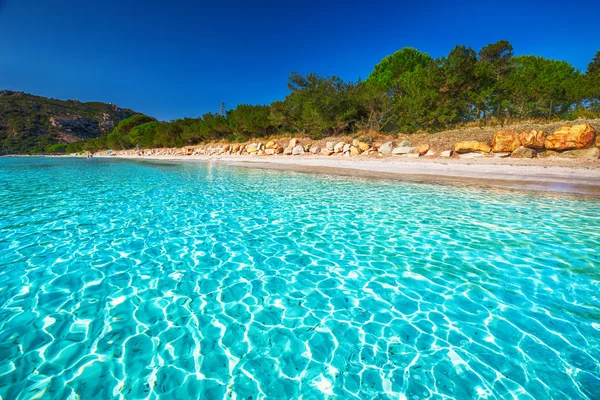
[492,130,520,152]
[520,130,546,149]
[596,135,600,148]
[545,124,595,151]
[358,142,370,152]
[350,146,361,156]
[417,144,430,155]
[454,141,491,154]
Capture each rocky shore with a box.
[93,123,600,162]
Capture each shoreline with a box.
[93,154,600,196]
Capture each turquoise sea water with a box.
[0,157,599,399]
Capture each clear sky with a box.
[0,0,598,121]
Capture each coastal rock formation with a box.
[321,148,333,156]
[334,141,345,153]
[520,130,546,149]
[350,146,361,156]
[392,146,417,155]
[417,144,430,155]
[289,138,299,148]
[459,153,485,159]
[440,150,453,157]
[550,147,600,159]
[545,124,595,151]
[292,145,305,155]
[246,143,258,153]
[492,130,521,152]
[454,141,491,154]
[511,146,536,158]
[266,141,277,149]
[596,135,600,148]
[379,141,394,155]
[310,146,320,154]
[326,142,335,151]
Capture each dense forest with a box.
[8,41,600,154]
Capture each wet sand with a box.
[95,154,600,196]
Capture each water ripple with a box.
[0,157,599,399]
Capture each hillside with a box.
[0,90,144,154]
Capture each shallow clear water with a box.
[0,157,599,399]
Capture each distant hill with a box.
[0,90,145,154]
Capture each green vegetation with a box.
[0,91,141,154]
[3,43,600,154]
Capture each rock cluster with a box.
[95,123,599,161]
[456,123,599,160]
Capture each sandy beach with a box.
[96,154,600,196]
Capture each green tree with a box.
[227,105,272,139]
[507,55,582,118]
[475,40,515,120]
[365,48,432,97]
[273,72,359,137]
[587,50,600,74]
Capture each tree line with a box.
[69,41,600,152]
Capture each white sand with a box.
[96,154,600,196]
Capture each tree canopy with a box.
[75,42,600,151]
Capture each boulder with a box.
[284,147,293,155]
[454,141,491,154]
[350,146,361,156]
[551,147,600,159]
[309,146,320,154]
[266,140,277,149]
[292,145,305,155]
[257,149,264,155]
[326,141,335,151]
[222,144,230,152]
[546,124,595,151]
[265,148,275,155]
[352,139,360,147]
[459,152,485,159]
[537,150,559,158]
[334,141,346,153]
[232,144,240,153]
[492,130,521,152]
[417,144,430,155]
[257,143,265,151]
[510,146,535,159]
[343,143,351,153]
[424,149,436,157]
[289,138,299,148]
[440,150,453,158]
[246,143,258,153]
[399,140,413,147]
[596,135,600,148]
[321,148,333,156]
[392,146,417,155]
[520,130,546,149]
[379,141,394,155]
[358,142,370,152]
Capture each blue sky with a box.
[0,0,598,121]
